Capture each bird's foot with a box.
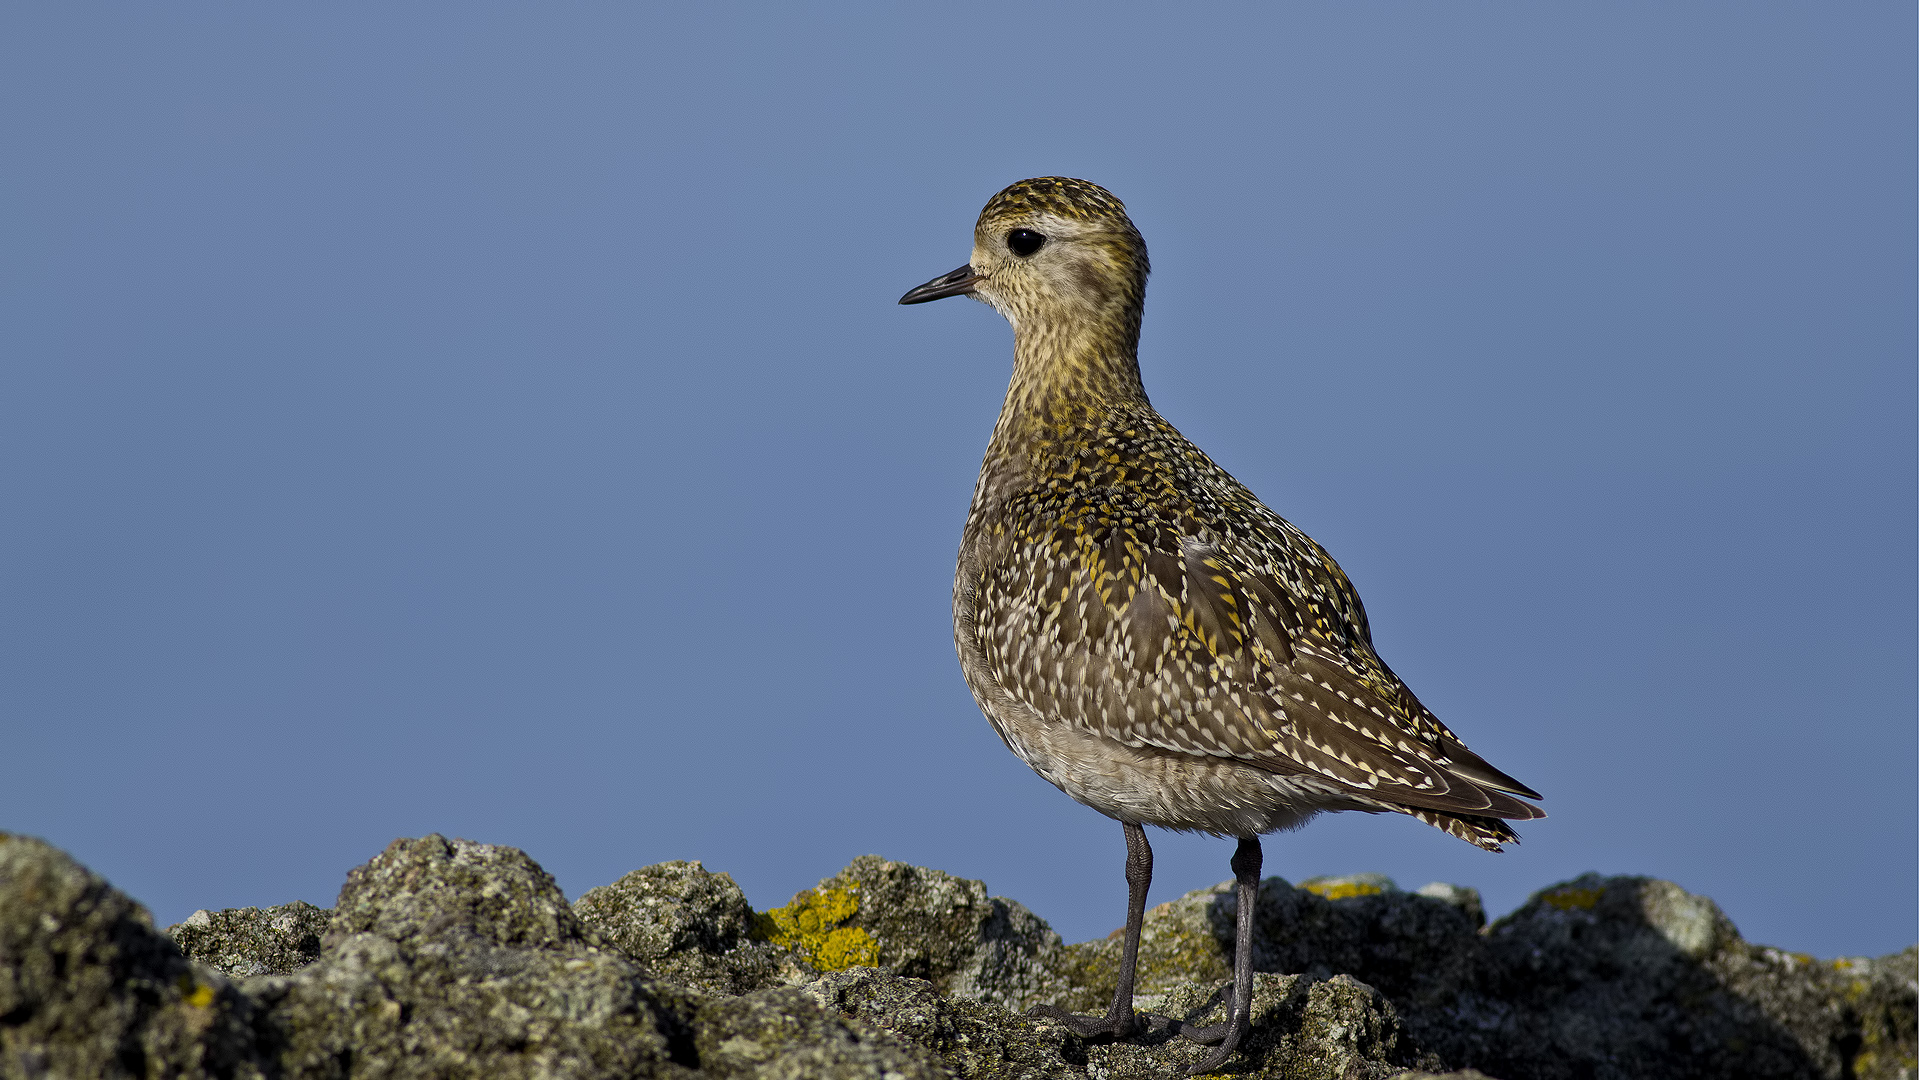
[1024,1003,1144,1040]
[1170,1015,1248,1075]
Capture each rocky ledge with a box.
[0,833,1911,1080]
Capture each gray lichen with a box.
[1,831,1911,1080]
[169,900,329,978]
[573,860,798,996]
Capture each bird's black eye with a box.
[1007,229,1046,257]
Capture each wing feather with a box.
[972,484,1542,825]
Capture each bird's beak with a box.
[898,264,982,305]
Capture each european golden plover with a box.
[901,177,1543,1074]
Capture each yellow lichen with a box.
[1299,876,1391,900]
[752,885,879,972]
[812,926,881,970]
[1542,886,1604,911]
[175,976,215,1009]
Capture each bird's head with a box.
[901,177,1149,350]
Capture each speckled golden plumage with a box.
[902,177,1541,1071]
[917,177,1541,847]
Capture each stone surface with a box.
[1437,874,1920,1080]
[756,855,1061,1011]
[1119,972,1441,1080]
[243,835,698,1079]
[797,967,1082,1078]
[574,861,795,996]
[797,965,1441,1079]
[0,832,264,1079]
[1025,869,1485,1021]
[168,900,331,978]
[3,833,1914,1080]
[1018,867,1917,1080]
[690,985,945,1079]
[1410,883,1485,930]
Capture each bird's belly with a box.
[981,701,1368,838]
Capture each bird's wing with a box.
[972,496,1542,820]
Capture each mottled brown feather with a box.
[943,177,1541,850]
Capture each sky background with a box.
[2,4,1913,960]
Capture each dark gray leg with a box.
[1028,821,1153,1039]
[1177,835,1262,1074]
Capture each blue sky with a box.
[2,4,1913,958]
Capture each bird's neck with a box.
[1002,311,1147,415]
[987,316,1152,472]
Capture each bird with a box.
[899,177,1543,1075]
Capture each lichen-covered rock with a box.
[324,834,585,951]
[761,856,1061,1011]
[1300,873,1400,902]
[168,900,331,978]
[1409,883,1486,930]
[5,835,1912,1080]
[1029,890,1231,1017]
[247,836,960,1080]
[1013,867,1916,1080]
[1432,873,1919,1080]
[1124,972,1443,1080]
[799,965,1439,1080]
[797,967,1084,1078]
[689,985,947,1079]
[755,880,882,972]
[249,835,701,1079]
[1027,871,1483,1021]
[574,861,796,996]
[0,833,264,1079]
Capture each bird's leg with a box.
[1027,821,1153,1039]
[1176,835,1262,1074]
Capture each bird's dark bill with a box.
[899,264,981,305]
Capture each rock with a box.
[1411,883,1485,930]
[240,834,691,1076]
[799,966,1441,1080]
[324,833,585,950]
[247,835,959,1080]
[247,835,702,1079]
[0,832,264,1079]
[1026,869,1483,1021]
[689,985,946,1079]
[1300,872,1400,900]
[4,833,1913,1080]
[1008,866,1916,1080]
[168,900,330,977]
[574,861,796,996]
[797,967,1084,1079]
[755,855,1061,1010]
[1432,873,1920,1080]
[1124,972,1442,1080]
